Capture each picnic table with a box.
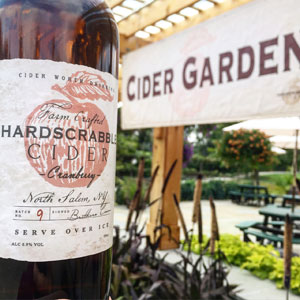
[236,204,300,247]
[282,194,300,207]
[259,204,300,223]
[229,184,277,206]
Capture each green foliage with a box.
[182,234,209,253]
[115,177,137,205]
[183,124,229,176]
[181,180,239,200]
[259,173,293,195]
[115,177,148,205]
[181,179,196,200]
[116,123,295,179]
[269,256,300,294]
[183,152,226,177]
[202,181,226,200]
[184,234,300,294]
[291,257,300,294]
[202,181,239,200]
[272,149,300,172]
[241,244,279,279]
[183,125,296,176]
[116,173,294,205]
[223,173,294,195]
[269,259,285,289]
[217,234,252,266]
[116,128,152,177]
[116,131,139,177]
[218,129,274,174]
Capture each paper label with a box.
[0,59,118,262]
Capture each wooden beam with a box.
[146,126,184,250]
[119,0,253,54]
[118,0,200,37]
[148,0,253,42]
[120,34,150,55]
[106,0,123,8]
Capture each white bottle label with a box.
[0,59,118,262]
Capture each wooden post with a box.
[292,129,299,212]
[146,126,184,250]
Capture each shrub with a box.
[260,173,293,195]
[218,129,273,173]
[181,179,195,200]
[217,234,252,266]
[269,259,285,289]
[184,233,300,295]
[241,244,280,279]
[181,180,239,200]
[269,256,300,294]
[115,177,148,206]
[291,257,300,294]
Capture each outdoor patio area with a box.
[114,200,264,238]
[114,200,300,299]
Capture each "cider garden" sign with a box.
[122,0,300,129]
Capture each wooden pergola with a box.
[107,0,252,249]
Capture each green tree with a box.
[183,124,230,176]
[218,129,274,185]
[116,127,152,177]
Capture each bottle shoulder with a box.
[0,0,115,20]
[0,0,119,75]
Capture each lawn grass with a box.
[229,173,294,195]
[259,173,293,195]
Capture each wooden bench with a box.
[229,184,277,206]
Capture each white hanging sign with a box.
[122,0,300,129]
